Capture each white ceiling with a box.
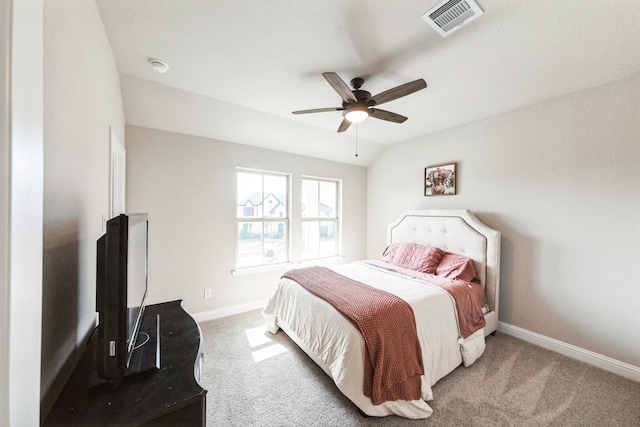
[96,0,640,166]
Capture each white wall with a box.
[125,125,367,315]
[367,74,640,368]
[41,0,125,417]
[0,0,43,425]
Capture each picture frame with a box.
[424,163,456,196]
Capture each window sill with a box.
[231,256,346,277]
[231,263,294,277]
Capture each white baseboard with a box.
[498,321,640,383]
[192,299,267,324]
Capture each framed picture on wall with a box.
[424,163,456,196]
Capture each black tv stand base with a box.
[45,301,206,426]
[127,312,161,376]
[86,312,162,389]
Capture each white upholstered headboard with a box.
[387,209,501,335]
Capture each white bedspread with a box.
[263,261,485,419]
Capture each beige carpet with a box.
[199,309,640,426]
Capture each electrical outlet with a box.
[204,288,212,299]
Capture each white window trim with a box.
[235,168,291,270]
[301,176,342,261]
[231,256,345,277]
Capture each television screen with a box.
[95,213,149,385]
[125,215,149,362]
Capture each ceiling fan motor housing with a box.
[350,77,365,89]
[342,89,374,109]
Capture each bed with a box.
[262,209,501,419]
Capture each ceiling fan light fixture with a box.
[293,72,426,132]
[344,106,369,123]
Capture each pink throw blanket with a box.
[365,260,486,338]
[282,266,424,405]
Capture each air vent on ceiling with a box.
[422,0,484,37]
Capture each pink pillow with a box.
[435,252,480,283]
[381,242,401,263]
[382,242,444,274]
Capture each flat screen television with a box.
[95,213,150,385]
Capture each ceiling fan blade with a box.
[370,79,427,106]
[337,118,352,133]
[323,72,358,104]
[369,108,408,123]
[292,107,344,115]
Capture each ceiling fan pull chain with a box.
[355,124,359,157]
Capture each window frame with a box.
[300,176,342,261]
[235,168,291,270]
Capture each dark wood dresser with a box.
[44,300,207,426]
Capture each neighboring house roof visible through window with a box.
[239,192,286,216]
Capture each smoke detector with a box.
[149,58,169,73]
[422,0,484,37]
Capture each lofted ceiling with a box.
[95,0,640,166]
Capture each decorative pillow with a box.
[435,252,480,283]
[381,242,401,263]
[414,245,445,274]
[382,242,444,274]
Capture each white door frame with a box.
[0,0,44,425]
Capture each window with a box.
[236,170,289,268]
[301,178,340,260]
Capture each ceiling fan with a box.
[292,72,427,132]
